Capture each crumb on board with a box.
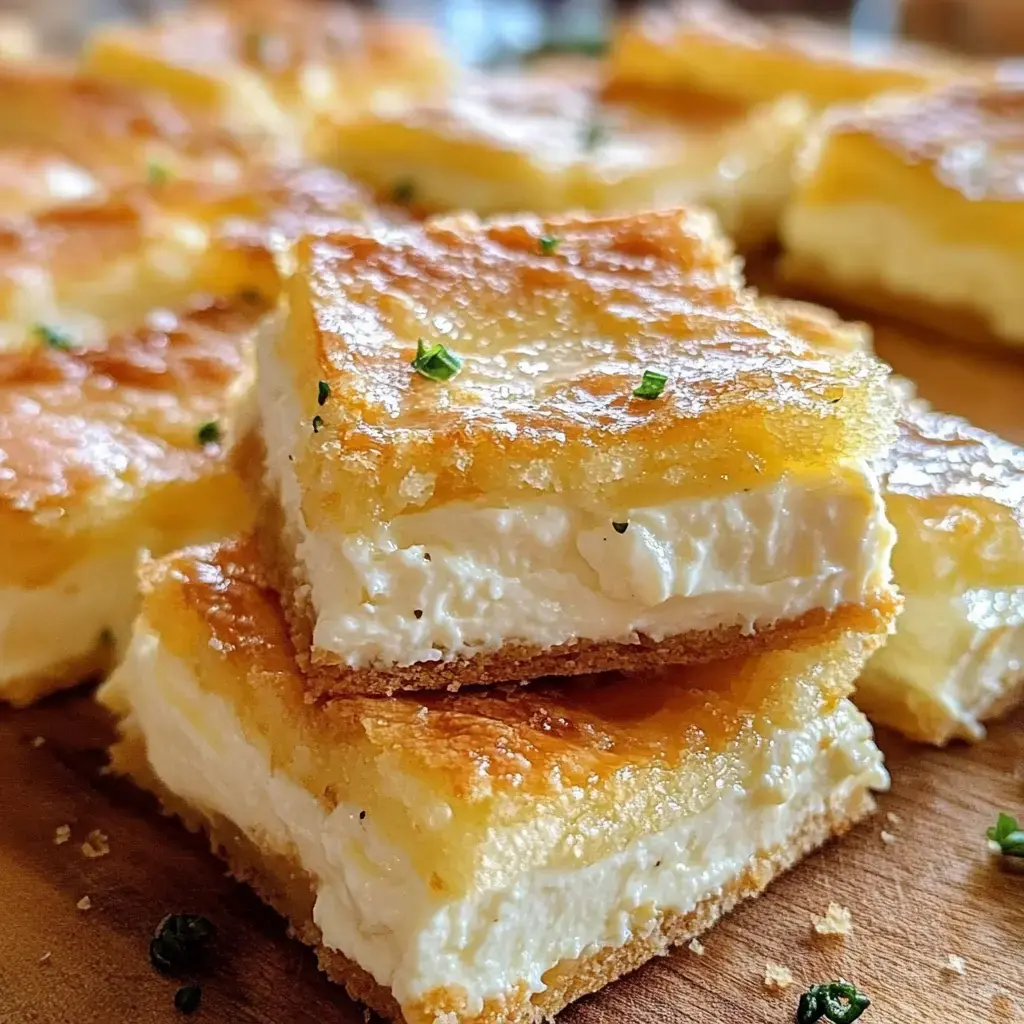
[880,829,897,845]
[886,811,901,826]
[38,952,51,966]
[945,954,967,976]
[76,896,91,911]
[30,736,45,748]
[688,938,705,956]
[81,829,110,859]
[53,825,71,846]
[764,961,794,991]
[813,902,852,936]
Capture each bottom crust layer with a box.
[112,725,876,1024]
[1,643,113,707]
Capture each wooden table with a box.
[2,312,1024,1024]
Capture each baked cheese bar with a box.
[781,80,1024,350]
[100,537,889,1024]
[861,407,1024,744]
[255,208,900,695]
[82,0,448,151]
[608,0,958,110]
[319,72,807,250]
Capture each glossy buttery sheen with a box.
[115,622,887,1015]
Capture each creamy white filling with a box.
[863,587,1024,741]
[0,550,139,691]
[783,201,1024,343]
[116,627,888,1014]
[259,337,894,668]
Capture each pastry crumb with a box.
[38,951,51,965]
[688,938,705,956]
[886,811,901,825]
[813,902,852,936]
[764,961,794,991]
[76,896,91,911]
[53,825,71,846]
[945,954,967,976]
[880,829,897,845]
[81,829,110,859]
[30,736,46,748]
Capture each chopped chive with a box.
[317,380,331,406]
[612,521,629,534]
[34,324,75,351]
[633,369,668,400]
[412,338,462,382]
[147,162,170,186]
[797,981,871,1024]
[538,235,560,255]
[988,811,1024,857]
[197,421,221,446]
[392,179,416,205]
[312,415,324,434]
[174,985,202,1015]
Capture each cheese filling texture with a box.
[260,341,895,668]
[0,550,138,694]
[784,202,1024,343]
[116,626,889,1014]
[862,587,1024,741]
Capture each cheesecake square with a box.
[100,537,889,1024]
[608,0,959,110]
[781,80,1024,350]
[82,0,448,150]
[861,406,1024,744]
[256,208,900,696]
[318,71,808,250]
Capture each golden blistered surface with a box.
[279,210,895,528]
[608,0,957,107]
[83,0,448,135]
[882,407,1024,591]
[0,297,263,587]
[815,82,1024,203]
[138,536,875,888]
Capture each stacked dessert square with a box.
[103,208,900,1022]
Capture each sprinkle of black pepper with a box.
[238,287,262,304]
[318,380,331,406]
[359,811,366,820]
[424,552,432,562]
[312,415,324,434]
[150,914,216,976]
[174,985,202,1015]
[392,179,416,205]
[197,422,221,447]
[414,609,423,619]
[612,521,629,534]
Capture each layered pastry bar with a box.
[100,537,890,1024]
[781,80,1024,350]
[255,208,900,695]
[0,167,382,705]
[319,72,808,249]
[82,0,448,151]
[608,0,958,110]
[860,407,1024,744]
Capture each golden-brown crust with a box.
[1,644,113,708]
[109,719,876,1024]
[272,210,896,530]
[607,0,958,107]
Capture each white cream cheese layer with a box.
[259,335,895,668]
[783,202,1024,344]
[115,625,888,1015]
[862,587,1024,742]
[0,550,138,694]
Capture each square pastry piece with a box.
[320,73,808,249]
[781,81,1024,350]
[861,407,1024,744]
[101,538,889,1024]
[608,0,958,110]
[257,209,900,695]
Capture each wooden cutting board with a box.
[2,318,1024,1024]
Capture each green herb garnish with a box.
[538,235,560,255]
[149,914,215,976]
[317,380,331,406]
[581,117,606,151]
[147,162,170,186]
[312,415,324,434]
[197,422,221,447]
[392,179,416,205]
[612,521,629,534]
[34,324,75,351]
[411,338,462,382]
[988,812,1024,857]
[633,369,668,400]
[174,985,202,1015]
[797,981,871,1024]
